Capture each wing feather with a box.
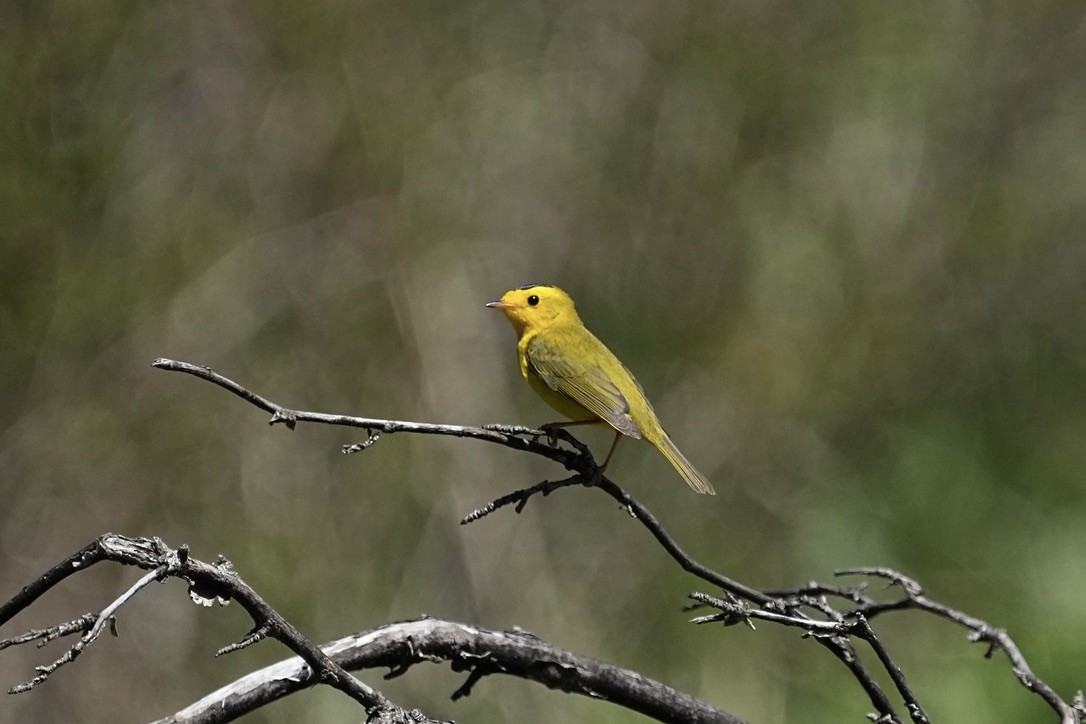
[526,332,642,438]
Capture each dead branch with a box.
[154,616,740,724]
[0,534,740,724]
[147,358,1083,724]
[33,358,1066,723]
[0,534,436,722]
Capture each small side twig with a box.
[10,568,161,693]
[839,568,1082,724]
[459,474,587,523]
[217,623,272,657]
[343,429,382,454]
[0,613,98,651]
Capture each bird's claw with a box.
[539,423,563,447]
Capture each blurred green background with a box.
[2,2,1084,722]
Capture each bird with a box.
[486,284,715,495]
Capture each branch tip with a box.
[460,504,494,525]
[218,624,272,657]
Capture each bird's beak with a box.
[485,301,510,310]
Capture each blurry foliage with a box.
[1,1,1084,722]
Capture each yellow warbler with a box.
[487,284,715,495]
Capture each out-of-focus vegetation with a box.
[2,2,1084,722]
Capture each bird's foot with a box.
[539,422,564,447]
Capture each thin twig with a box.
[151,358,580,468]
[8,568,160,694]
[0,613,97,651]
[460,474,587,522]
[839,568,1081,724]
[850,615,929,724]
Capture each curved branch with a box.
[155,617,741,724]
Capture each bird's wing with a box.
[526,332,642,438]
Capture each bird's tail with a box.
[654,433,716,495]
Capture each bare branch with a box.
[838,569,1083,724]
[459,474,587,522]
[148,358,1082,724]
[154,617,742,724]
[567,482,905,721]
[0,539,110,628]
[1,535,406,717]
[6,568,161,694]
[0,613,97,651]
[216,623,272,657]
[146,359,904,722]
[151,358,581,471]
[2,535,740,723]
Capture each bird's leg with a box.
[597,431,622,475]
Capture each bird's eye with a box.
[527,295,539,306]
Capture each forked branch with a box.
[147,358,1083,724]
[0,534,425,720]
[1,535,739,724]
[145,358,1082,724]
[4,358,1062,723]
